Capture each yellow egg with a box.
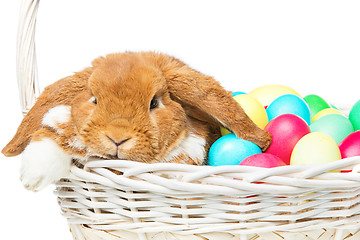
[312,108,344,122]
[233,94,268,129]
[290,132,341,165]
[248,84,301,107]
[220,126,231,136]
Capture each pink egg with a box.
[240,153,286,168]
[264,114,310,165]
[339,130,360,159]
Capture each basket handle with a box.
[17,0,40,116]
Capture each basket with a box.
[53,157,360,240]
[16,1,360,239]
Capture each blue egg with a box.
[266,94,311,125]
[208,133,262,166]
[232,91,246,97]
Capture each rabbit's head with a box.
[71,53,195,162]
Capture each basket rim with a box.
[61,156,360,196]
[81,155,360,176]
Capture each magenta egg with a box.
[339,130,360,159]
[264,114,310,165]
[240,153,286,168]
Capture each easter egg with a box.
[208,133,261,166]
[339,131,360,158]
[248,84,301,107]
[240,153,286,168]
[303,94,331,120]
[266,94,311,125]
[290,132,341,165]
[233,94,268,129]
[220,126,231,136]
[264,114,310,165]
[349,100,360,131]
[232,91,246,97]
[310,114,354,144]
[312,108,343,122]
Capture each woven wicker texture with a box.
[56,157,360,240]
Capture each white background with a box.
[1,1,360,239]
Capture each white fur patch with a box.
[68,136,92,161]
[42,105,71,129]
[164,132,206,163]
[68,136,87,150]
[21,138,72,191]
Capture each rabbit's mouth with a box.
[107,154,128,160]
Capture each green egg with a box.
[310,114,354,144]
[349,100,360,131]
[303,94,331,121]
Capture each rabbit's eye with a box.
[89,96,97,105]
[150,96,158,110]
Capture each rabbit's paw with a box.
[20,138,71,192]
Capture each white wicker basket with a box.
[54,157,360,240]
[17,1,360,239]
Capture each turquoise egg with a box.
[310,114,354,144]
[208,133,261,166]
[232,91,246,97]
[266,94,311,125]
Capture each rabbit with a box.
[2,52,271,192]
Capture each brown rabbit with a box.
[2,52,271,191]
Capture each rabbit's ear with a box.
[157,54,272,151]
[2,69,91,157]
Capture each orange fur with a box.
[2,52,271,165]
[2,68,91,157]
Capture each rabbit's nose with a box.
[108,136,130,147]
